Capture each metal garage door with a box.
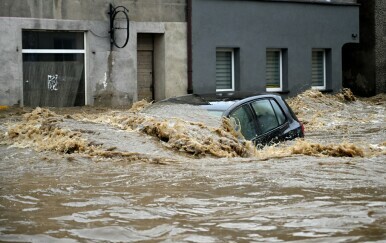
[22,31,85,107]
[137,34,154,101]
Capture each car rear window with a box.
[283,99,299,122]
[270,99,286,125]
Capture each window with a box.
[312,49,326,90]
[266,49,282,91]
[22,31,86,107]
[270,100,286,125]
[251,99,286,135]
[216,49,234,91]
[229,105,256,140]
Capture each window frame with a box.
[266,48,283,92]
[311,48,326,90]
[21,30,87,106]
[216,48,235,92]
[269,99,287,126]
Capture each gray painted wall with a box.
[0,0,187,107]
[374,0,386,94]
[191,0,359,96]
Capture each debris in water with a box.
[4,107,176,163]
[335,88,356,102]
[251,140,366,159]
[2,89,384,161]
[6,107,88,154]
[67,101,258,158]
[129,99,152,113]
[287,88,385,133]
[290,140,364,157]
[360,93,386,106]
[5,105,256,159]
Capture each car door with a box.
[228,103,259,141]
[250,98,289,145]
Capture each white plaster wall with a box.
[0,18,23,106]
[164,22,188,98]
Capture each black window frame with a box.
[269,99,287,126]
[249,98,289,136]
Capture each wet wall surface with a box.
[0,90,385,242]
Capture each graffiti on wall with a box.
[48,74,59,91]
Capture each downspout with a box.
[187,0,193,94]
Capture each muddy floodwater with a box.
[0,90,385,242]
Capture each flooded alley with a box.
[0,90,385,242]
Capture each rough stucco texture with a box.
[164,22,188,99]
[0,0,188,107]
[0,0,186,22]
[0,18,111,106]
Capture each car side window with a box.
[251,99,279,135]
[270,99,286,125]
[229,105,256,140]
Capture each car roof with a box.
[161,92,283,112]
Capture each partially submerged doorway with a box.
[137,34,154,101]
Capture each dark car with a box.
[162,92,304,146]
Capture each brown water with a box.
[0,90,385,242]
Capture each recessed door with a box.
[137,34,154,101]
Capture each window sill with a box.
[320,89,333,93]
[266,90,290,94]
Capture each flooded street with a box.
[0,90,385,242]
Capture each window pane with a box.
[270,100,286,125]
[216,51,233,90]
[229,105,256,140]
[22,31,84,49]
[251,99,279,135]
[23,53,85,107]
[266,50,281,88]
[312,50,325,87]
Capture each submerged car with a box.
[163,92,304,146]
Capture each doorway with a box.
[137,34,154,101]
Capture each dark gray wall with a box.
[191,0,359,95]
[0,0,186,22]
[343,0,385,96]
[374,0,386,94]
[343,0,375,96]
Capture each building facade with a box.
[0,0,368,107]
[189,0,360,96]
[0,0,187,107]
